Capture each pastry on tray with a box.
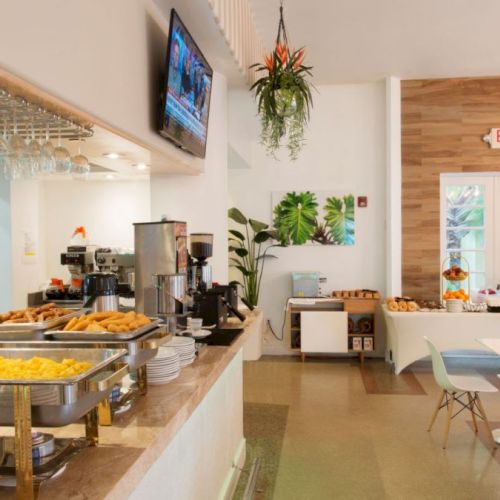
[63,311,151,333]
[0,303,73,324]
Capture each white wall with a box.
[228,83,387,355]
[0,178,11,310]
[42,179,151,282]
[151,72,229,283]
[386,77,402,296]
[9,180,47,308]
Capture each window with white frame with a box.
[440,175,495,293]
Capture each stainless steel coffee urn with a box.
[145,274,187,332]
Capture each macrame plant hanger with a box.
[276,1,289,47]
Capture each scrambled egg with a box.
[0,356,92,380]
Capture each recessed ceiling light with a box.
[136,163,148,171]
[105,174,115,180]
[103,152,120,159]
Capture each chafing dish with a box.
[0,348,127,427]
[0,347,127,499]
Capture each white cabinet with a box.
[300,311,348,354]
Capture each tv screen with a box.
[159,9,213,159]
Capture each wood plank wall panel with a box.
[401,77,500,300]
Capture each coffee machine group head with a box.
[188,233,213,293]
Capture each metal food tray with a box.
[0,347,126,385]
[0,347,128,427]
[0,327,171,371]
[0,309,83,333]
[46,317,163,341]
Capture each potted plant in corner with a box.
[249,2,314,160]
[228,208,279,307]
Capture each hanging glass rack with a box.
[0,88,93,140]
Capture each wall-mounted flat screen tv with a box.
[159,9,213,159]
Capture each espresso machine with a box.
[192,288,227,327]
[134,220,189,331]
[45,245,97,302]
[188,233,213,293]
[95,248,135,297]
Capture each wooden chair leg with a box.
[443,393,454,449]
[428,390,446,432]
[475,393,497,449]
[467,392,478,434]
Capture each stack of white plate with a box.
[146,346,181,385]
[167,336,196,367]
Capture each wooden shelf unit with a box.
[286,297,379,363]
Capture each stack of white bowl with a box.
[166,336,196,367]
[446,299,464,313]
[146,346,181,385]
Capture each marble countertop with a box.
[0,309,261,500]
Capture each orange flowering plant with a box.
[250,42,313,160]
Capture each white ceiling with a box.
[249,0,500,84]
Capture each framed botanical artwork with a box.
[272,190,355,246]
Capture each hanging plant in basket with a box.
[249,2,314,161]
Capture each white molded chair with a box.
[424,336,498,449]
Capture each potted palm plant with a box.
[250,3,313,160]
[228,208,278,306]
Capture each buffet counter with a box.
[383,306,500,374]
[0,309,263,499]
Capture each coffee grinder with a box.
[188,233,213,293]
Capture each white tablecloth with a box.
[383,305,500,374]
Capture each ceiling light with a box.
[136,163,148,171]
[103,152,120,159]
[105,174,115,180]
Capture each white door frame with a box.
[440,174,495,290]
